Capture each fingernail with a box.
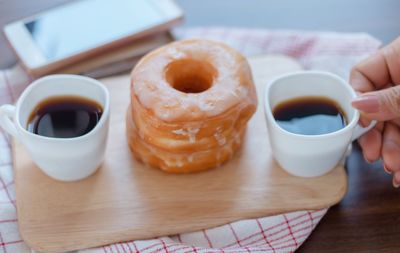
[365,158,374,164]
[352,95,380,113]
[363,154,374,164]
[393,178,400,188]
[359,117,372,128]
[384,164,392,174]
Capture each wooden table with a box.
[1,1,400,252]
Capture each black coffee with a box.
[27,96,103,138]
[273,96,347,135]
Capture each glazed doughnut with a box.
[127,39,257,173]
[126,107,245,173]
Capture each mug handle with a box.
[351,120,377,141]
[0,105,18,138]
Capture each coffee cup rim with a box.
[263,70,360,139]
[15,74,110,142]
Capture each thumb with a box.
[352,85,400,121]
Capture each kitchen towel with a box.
[0,27,380,253]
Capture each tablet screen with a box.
[25,0,165,60]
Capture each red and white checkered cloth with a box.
[0,27,380,253]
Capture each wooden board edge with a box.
[11,139,31,250]
[11,54,349,253]
[15,168,348,253]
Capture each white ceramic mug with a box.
[264,71,376,177]
[0,74,110,181]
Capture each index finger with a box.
[350,37,400,92]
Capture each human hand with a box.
[350,37,400,188]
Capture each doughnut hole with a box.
[165,59,217,93]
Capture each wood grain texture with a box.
[297,144,400,253]
[13,55,347,253]
[2,2,400,252]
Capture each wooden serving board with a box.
[13,55,347,253]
